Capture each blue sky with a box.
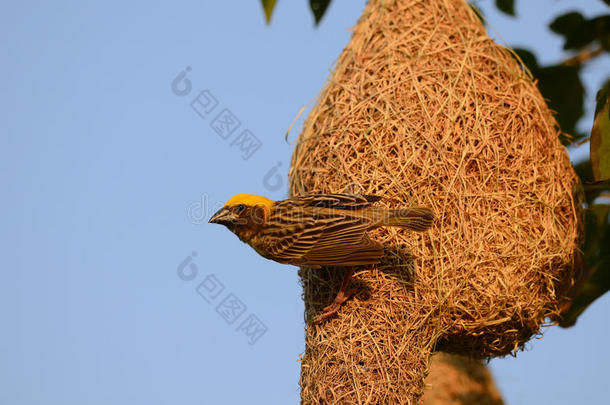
[1,1,608,404]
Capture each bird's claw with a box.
[313,286,357,324]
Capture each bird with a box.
[208,193,434,323]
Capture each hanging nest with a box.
[421,353,504,405]
[289,0,583,403]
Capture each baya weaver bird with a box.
[209,193,434,323]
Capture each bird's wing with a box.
[262,206,381,265]
[304,234,384,266]
[289,193,382,210]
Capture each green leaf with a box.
[550,12,596,50]
[495,0,515,16]
[590,15,610,50]
[560,204,610,327]
[514,48,585,143]
[513,48,538,71]
[309,0,331,25]
[573,159,594,183]
[550,12,610,50]
[550,11,586,36]
[539,65,585,142]
[595,78,610,116]
[591,80,610,181]
[260,0,277,24]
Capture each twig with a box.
[563,46,604,67]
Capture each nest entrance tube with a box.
[289,0,582,403]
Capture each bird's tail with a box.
[380,208,434,231]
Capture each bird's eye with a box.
[234,204,246,214]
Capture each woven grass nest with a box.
[288,0,583,403]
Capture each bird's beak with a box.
[209,208,233,225]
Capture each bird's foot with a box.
[313,286,356,324]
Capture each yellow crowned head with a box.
[209,193,274,228]
[224,193,274,210]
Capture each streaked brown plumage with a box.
[209,193,434,322]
